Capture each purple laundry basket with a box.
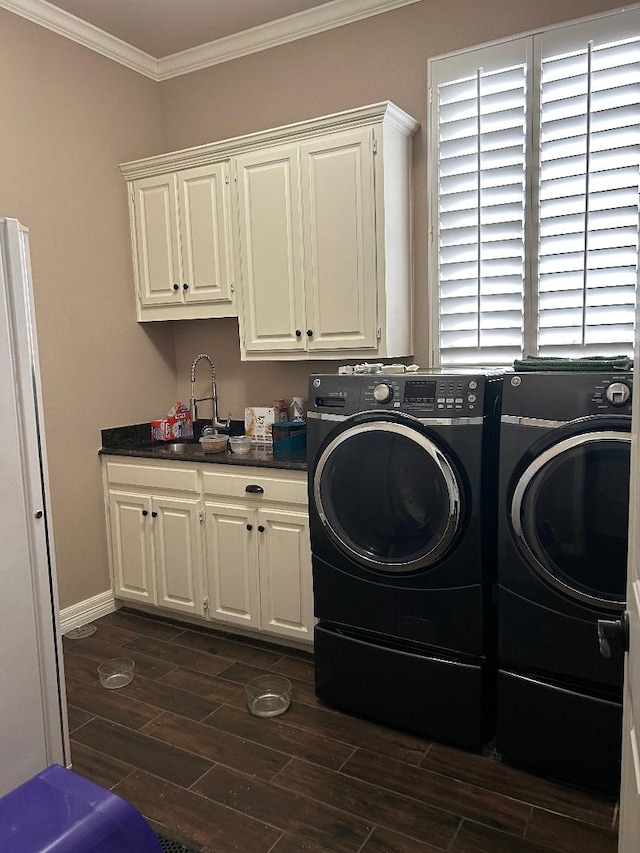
[0,764,162,852]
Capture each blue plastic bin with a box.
[0,764,162,852]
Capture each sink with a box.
[155,441,198,454]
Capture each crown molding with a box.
[120,100,419,179]
[0,0,422,81]
[0,0,158,78]
[157,0,423,80]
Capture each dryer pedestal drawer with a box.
[496,669,622,796]
[314,623,493,752]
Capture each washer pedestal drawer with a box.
[496,669,622,796]
[314,623,493,752]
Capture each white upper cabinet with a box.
[233,106,418,361]
[234,128,379,357]
[121,102,418,357]
[127,163,236,321]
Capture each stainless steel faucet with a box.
[190,353,230,432]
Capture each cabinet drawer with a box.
[105,460,199,493]
[202,468,307,507]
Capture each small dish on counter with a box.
[199,434,228,453]
[229,435,252,455]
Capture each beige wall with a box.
[162,0,626,410]
[0,11,177,609]
[0,0,627,613]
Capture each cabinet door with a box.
[108,491,157,605]
[177,164,235,309]
[235,145,305,354]
[257,507,313,642]
[152,496,204,617]
[131,175,181,308]
[204,501,260,628]
[300,128,378,352]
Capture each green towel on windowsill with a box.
[514,355,633,372]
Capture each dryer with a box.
[496,371,632,795]
[306,371,502,751]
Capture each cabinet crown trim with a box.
[120,101,419,179]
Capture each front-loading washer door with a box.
[511,430,630,609]
[313,420,462,572]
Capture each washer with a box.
[306,370,502,751]
[496,371,632,795]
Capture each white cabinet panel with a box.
[154,496,203,616]
[132,176,181,309]
[177,165,234,307]
[235,145,304,353]
[258,508,313,642]
[204,502,260,628]
[301,128,377,352]
[108,491,156,605]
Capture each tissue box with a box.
[245,407,275,444]
[151,401,193,441]
[151,416,194,441]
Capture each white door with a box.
[108,491,157,605]
[234,145,305,354]
[177,163,235,309]
[258,507,313,642]
[204,501,261,628]
[618,374,640,848]
[132,174,181,307]
[0,219,68,794]
[153,496,204,617]
[300,128,378,353]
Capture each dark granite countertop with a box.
[99,422,307,472]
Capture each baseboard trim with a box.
[59,590,119,634]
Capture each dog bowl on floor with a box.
[98,658,135,689]
[246,674,292,717]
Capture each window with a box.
[428,9,640,366]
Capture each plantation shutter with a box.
[429,9,640,367]
[536,22,640,357]
[431,40,529,366]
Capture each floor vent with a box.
[156,833,200,853]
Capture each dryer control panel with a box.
[502,372,633,420]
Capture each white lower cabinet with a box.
[202,467,313,644]
[103,459,205,618]
[103,457,313,645]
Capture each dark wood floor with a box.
[63,609,619,853]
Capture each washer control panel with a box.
[361,376,484,415]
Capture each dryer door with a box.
[511,430,630,609]
[313,420,463,572]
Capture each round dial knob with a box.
[605,382,631,406]
[373,383,393,403]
